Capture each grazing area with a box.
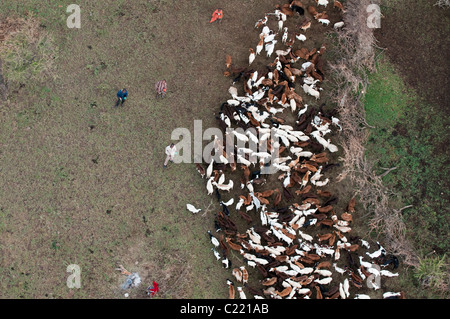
[0,0,285,299]
[365,0,449,298]
[0,0,446,300]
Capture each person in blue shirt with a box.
[115,88,128,107]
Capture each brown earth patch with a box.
[374,1,450,108]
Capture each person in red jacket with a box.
[210,8,223,23]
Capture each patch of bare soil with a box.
[0,16,24,42]
[374,1,450,108]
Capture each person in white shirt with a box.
[164,143,176,168]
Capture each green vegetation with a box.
[414,254,448,291]
[364,56,449,297]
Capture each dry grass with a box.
[0,13,58,92]
[0,15,25,42]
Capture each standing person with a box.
[115,88,128,107]
[210,8,223,23]
[164,143,177,168]
[155,80,167,99]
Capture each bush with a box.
[414,254,448,294]
[364,56,450,257]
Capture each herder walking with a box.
[115,88,128,107]
[210,8,223,23]
[164,143,177,168]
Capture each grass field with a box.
[1,0,448,300]
[0,0,288,298]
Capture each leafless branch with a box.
[378,166,397,178]
[330,0,419,267]
[201,199,214,217]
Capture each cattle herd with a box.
[189,0,405,299]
